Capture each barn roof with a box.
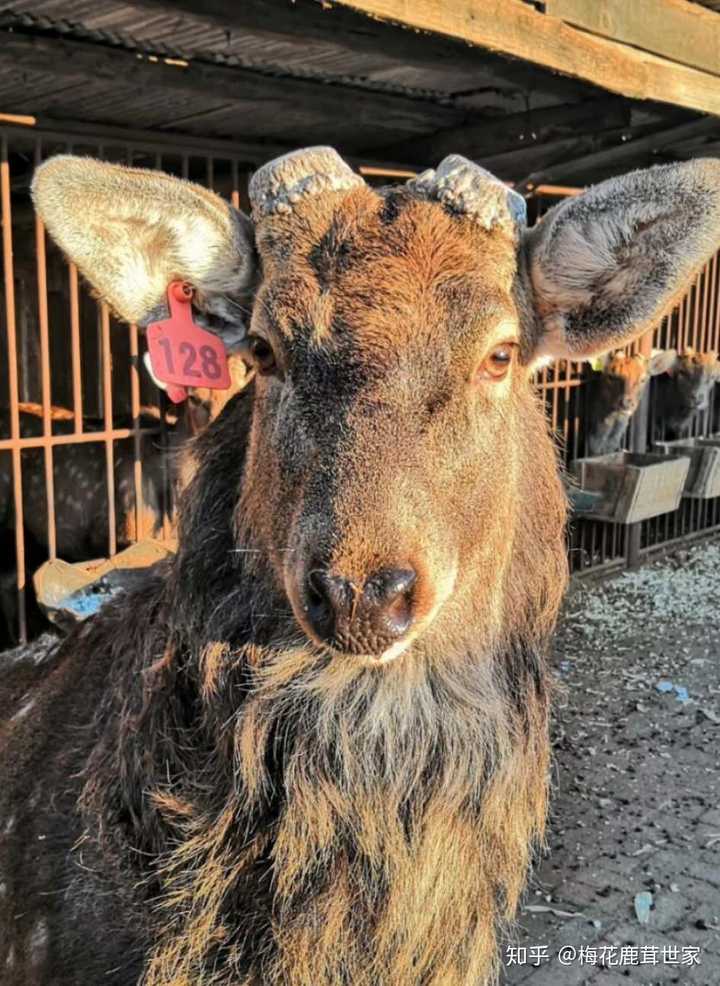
[1,0,720,184]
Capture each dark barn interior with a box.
[2,0,720,643]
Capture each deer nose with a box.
[304,567,417,652]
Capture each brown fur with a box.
[140,189,567,986]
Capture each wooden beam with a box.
[333,0,720,118]
[0,112,36,127]
[127,0,590,102]
[446,114,688,181]
[546,0,720,77]
[517,116,720,188]
[377,97,631,165]
[0,115,289,167]
[666,139,720,159]
[0,30,463,144]
[0,114,425,184]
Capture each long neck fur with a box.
[79,387,565,986]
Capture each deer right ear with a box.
[31,156,256,332]
[525,160,720,361]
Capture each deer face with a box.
[241,183,531,661]
[32,151,720,663]
[593,351,676,416]
[666,349,720,414]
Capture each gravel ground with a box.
[502,536,720,986]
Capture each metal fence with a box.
[1,125,719,643]
[532,188,720,576]
[0,122,255,641]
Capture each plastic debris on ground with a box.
[634,891,653,925]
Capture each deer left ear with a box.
[525,160,720,361]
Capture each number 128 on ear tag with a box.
[147,282,231,392]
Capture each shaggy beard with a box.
[79,390,560,986]
[136,569,550,986]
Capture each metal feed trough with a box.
[653,438,720,499]
[571,452,691,525]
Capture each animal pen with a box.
[3,1,720,642]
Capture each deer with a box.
[652,346,720,438]
[2,149,720,986]
[584,349,676,456]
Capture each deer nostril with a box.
[305,569,354,643]
[364,568,417,636]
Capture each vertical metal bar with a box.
[34,139,57,560]
[126,145,144,543]
[129,321,144,540]
[154,150,172,540]
[69,262,84,433]
[690,274,700,353]
[699,266,710,354]
[678,290,688,354]
[707,252,718,354]
[100,304,117,556]
[710,252,720,352]
[231,159,240,209]
[626,329,653,568]
[1,136,27,640]
[95,143,106,418]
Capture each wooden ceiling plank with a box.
[545,0,720,78]
[127,0,592,102]
[517,116,720,187]
[333,0,720,118]
[377,96,631,164]
[0,30,462,139]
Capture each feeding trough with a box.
[570,451,690,524]
[653,438,720,499]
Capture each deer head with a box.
[32,151,720,663]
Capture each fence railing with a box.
[1,123,719,643]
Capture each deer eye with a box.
[245,335,278,375]
[475,342,517,383]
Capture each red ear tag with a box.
[147,281,231,403]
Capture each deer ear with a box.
[525,160,720,360]
[648,349,678,376]
[32,155,256,334]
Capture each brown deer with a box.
[585,350,675,455]
[2,150,720,986]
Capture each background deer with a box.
[585,350,676,456]
[2,150,720,986]
[652,346,720,437]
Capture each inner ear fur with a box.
[525,159,720,360]
[32,155,255,325]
